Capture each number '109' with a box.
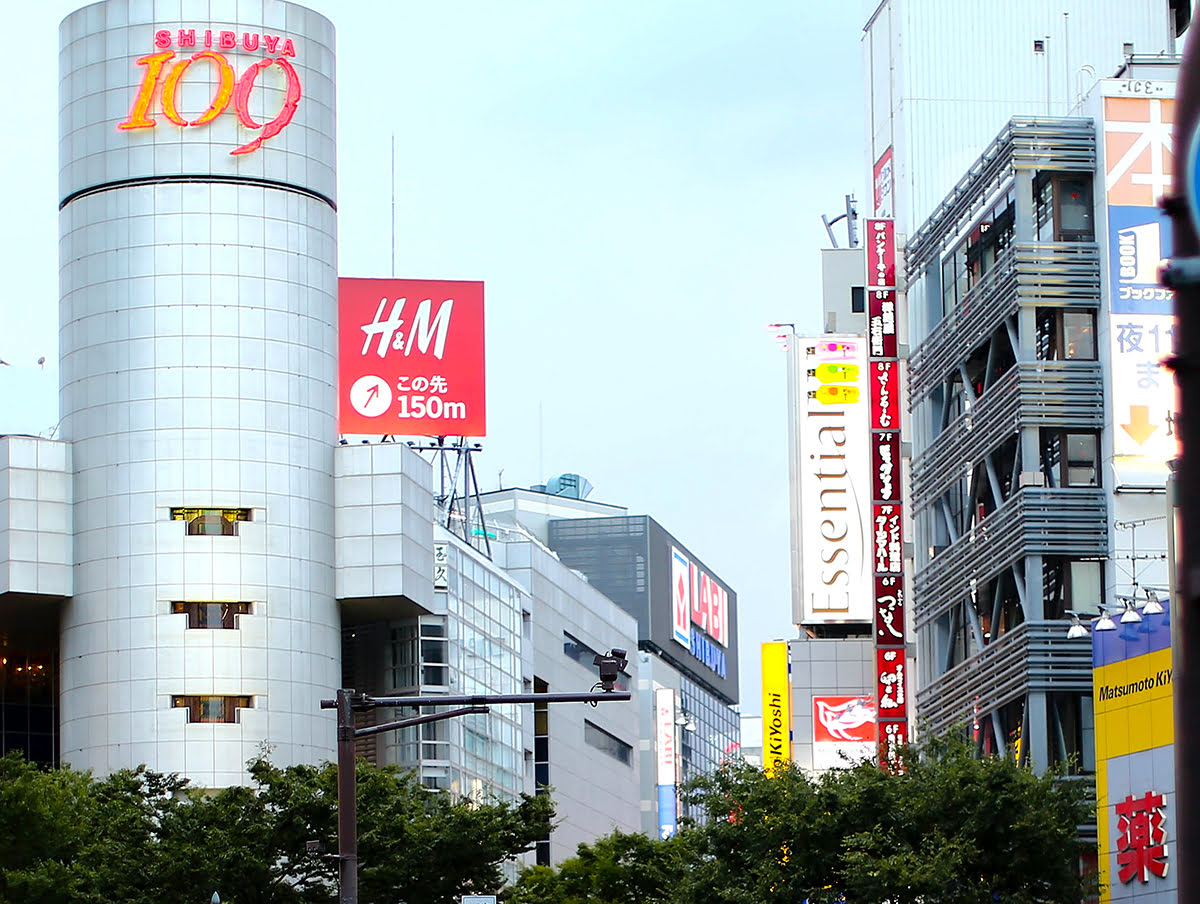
[118,51,302,156]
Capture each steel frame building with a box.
[905,117,1107,770]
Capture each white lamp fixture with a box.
[1142,588,1165,616]
[1119,598,1143,624]
[1094,606,1117,632]
[1065,611,1090,639]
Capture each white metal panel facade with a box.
[863,0,1176,230]
[57,0,339,785]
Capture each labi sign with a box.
[119,28,302,155]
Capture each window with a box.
[1036,173,1094,241]
[172,695,251,723]
[171,508,252,536]
[172,601,251,629]
[850,286,865,313]
[533,677,550,866]
[1064,433,1100,487]
[1037,309,1097,360]
[584,720,632,766]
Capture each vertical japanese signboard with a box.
[873,146,895,218]
[797,335,872,624]
[1101,88,1179,483]
[761,642,792,776]
[338,278,486,437]
[654,687,678,839]
[1092,598,1175,903]
[866,218,908,767]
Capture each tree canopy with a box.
[510,735,1094,904]
[0,753,552,904]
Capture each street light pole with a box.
[321,653,631,904]
[1164,27,1200,902]
[335,689,357,904]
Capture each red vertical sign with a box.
[865,219,908,770]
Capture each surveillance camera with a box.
[594,649,628,692]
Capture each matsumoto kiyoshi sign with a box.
[119,27,303,155]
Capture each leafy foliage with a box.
[510,736,1094,904]
[0,752,552,904]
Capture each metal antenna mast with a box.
[407,437,491,557]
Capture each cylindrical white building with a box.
[58,0,338,784]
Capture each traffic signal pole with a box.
[1164,25,1200,904]
[321,682,631,904]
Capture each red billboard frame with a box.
[338,278,486,436]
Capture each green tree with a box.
[683,736,1094,904]
[507,830,690,904]
[0,752,553,904]
[510,737,1093,904]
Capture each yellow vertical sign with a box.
[762,641,792,775]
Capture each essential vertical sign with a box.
[338,279,486,436]
[761,641,792,776]
[797,336,871,624]
[865,218,908,768]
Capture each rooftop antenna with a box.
[408,437,493,557]
[821,194,859,249]
[391,133,396,278]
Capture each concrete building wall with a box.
[497,539,641,862]
[789,637,875,772]
[334,442,435,610]
[0,436,73,598]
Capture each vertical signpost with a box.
[1165,27,1200,904]
[865,218,908,768]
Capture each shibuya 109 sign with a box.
[118,28,302,155]
[338,279,486,437]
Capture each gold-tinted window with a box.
[170,508,252,536]
[171,695,252,723]
[171,601,252,629]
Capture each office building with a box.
[482,487,740,840]
[900,56,1178,775]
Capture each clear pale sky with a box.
[0,1,866,715]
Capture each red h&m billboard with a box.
[338,279,486,436]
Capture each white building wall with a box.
[57,0,339,784]
[496,539,641,863]
[334,442,435,608]
[863,0,1176,231]
[0,436,73,598]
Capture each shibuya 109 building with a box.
[52,1,342,780]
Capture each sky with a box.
[0,1,867,715]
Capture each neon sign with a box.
[118,28,302,156]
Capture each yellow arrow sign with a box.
[1121,405,1158,445]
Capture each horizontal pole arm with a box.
[356,706,489,738]
[322,690,630,710]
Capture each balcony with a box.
[911,360,1104,510]
[909,242,1100,403]
[914,487,1107,630]
[915,621,1093,737]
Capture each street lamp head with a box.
[1094,606,1117,632]
[1120,599,1143,624]
[1064,610,1090,639]
[1142,588,1165,615]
